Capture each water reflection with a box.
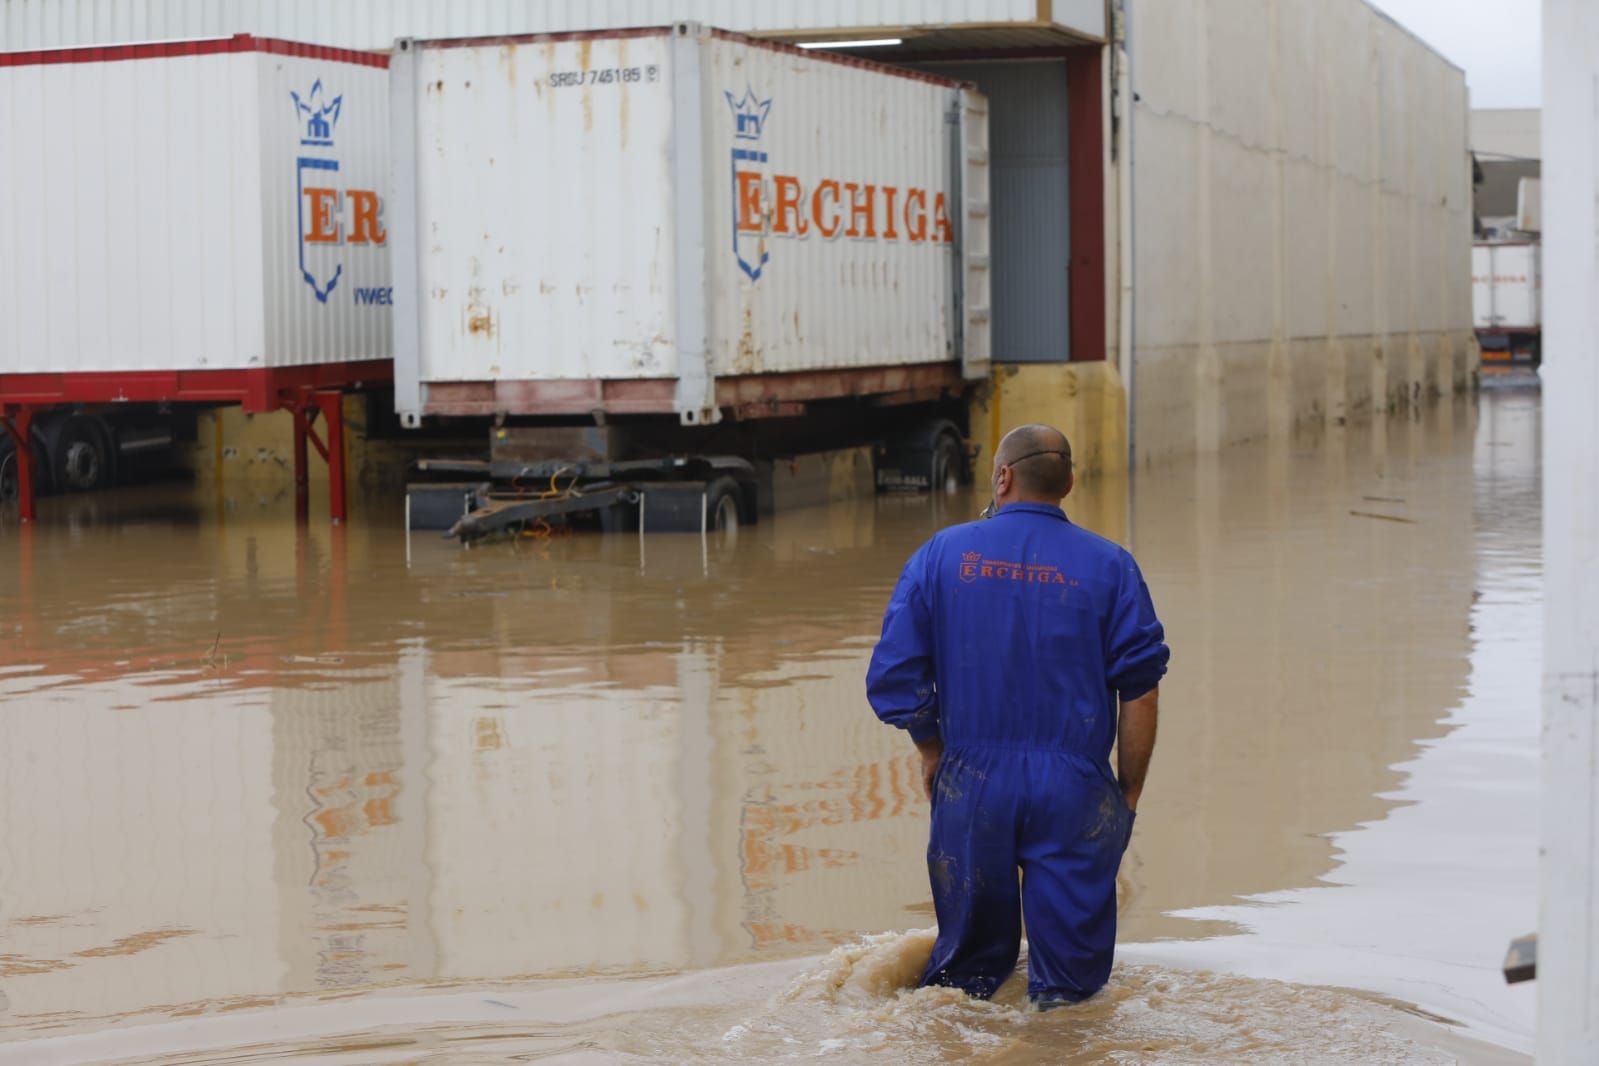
[0,392,1535,1060]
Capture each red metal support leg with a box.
[291,402,311,524]
[315,392,347,525]
[3,408,38,524]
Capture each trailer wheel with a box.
[705,476,742,545]
[0,427,51,502]
[47,414,113,492]
[930,431,966,495]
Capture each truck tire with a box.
[0,427,52,502]
[930,430,966,495]
[705,476,742,545]
[46,414,114,492]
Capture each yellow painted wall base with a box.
[969,361,1129,477]
[182,398,423,503]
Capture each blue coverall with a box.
[866,502,1168,1003]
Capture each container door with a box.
[1497,245,1537,329]
[955,87,992,380]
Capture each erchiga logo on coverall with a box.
[959,551,1079,587]
[726,87,955,282]
[291,80,389,305]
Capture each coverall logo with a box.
[726,85,955,284]
[292,80,386,304]
[959,551,1070,586]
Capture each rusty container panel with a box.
[0,39,390,374]
[394,28,976,421]
[402,32,679,390]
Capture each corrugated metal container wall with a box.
[0,41,390,374]
[0,48,266,375]
[700,35,958,377]
[398,29,966,404]
[259,49,392,367]
[407,33,679,386]
[0,0,1048,51]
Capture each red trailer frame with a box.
[1,361,391,524]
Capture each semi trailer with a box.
[0,35,393,522]
[392,24,992,540]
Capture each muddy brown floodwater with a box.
[0,388,1539,1064]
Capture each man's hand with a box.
[915,735,944,802]
[1117,687,1159,812]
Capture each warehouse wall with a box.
[1128,0,1473,463]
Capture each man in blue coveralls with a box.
[866,423,1168,1008]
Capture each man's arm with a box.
[1117,686,1158,811]
[866,544,941,798]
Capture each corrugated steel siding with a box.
[258,51,391,367]
[403,30,966,388]
[2,1,1059,51]
[0,51,269,374]
[918,59,1069,363]
[0,46,388,374]
[406,34,680,385]
[701,35,959,377]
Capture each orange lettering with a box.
[904,188,928,242]
[735,171,765,233]
[933,192,953,243]
[304,187,341,243]
[844,182,876,238]
[980,565,993,578]
[881,186,899,239]
[773,175,807,235]
[347,189,386,245]
[812,179,842,238]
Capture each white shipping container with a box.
[1471,242,1541,331]
[390,24,990,425]
[0,36,391,375]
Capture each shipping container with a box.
[390,23,989,427]
[0,36,391,375]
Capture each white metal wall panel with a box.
[0,50,267,374]
[700,35,958,377]
[0,43,389,375]
[405,33,678,385]
[258,51,391,367]
[2,1,1066,52]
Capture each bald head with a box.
[993,424,1073,503]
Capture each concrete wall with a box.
[1471,108,1541,161]
[1127,0,1474,464]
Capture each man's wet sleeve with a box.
[866,545,940,744]
[1106,553,1169,702]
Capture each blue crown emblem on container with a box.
[291,80,343,147]
[725,87,771,141]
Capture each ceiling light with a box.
[796,38,903,50]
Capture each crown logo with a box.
[962,551,982,563]
[291,80,343,147]
[724,87,771,141]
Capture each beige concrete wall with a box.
[1127,0,1474,463]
